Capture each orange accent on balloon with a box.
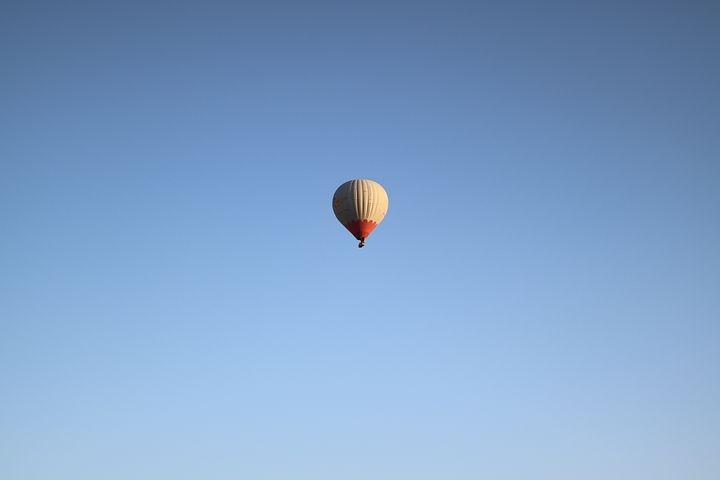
[344,220,378,240]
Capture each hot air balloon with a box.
[332,179,389,248]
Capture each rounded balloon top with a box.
[332,179,389,248]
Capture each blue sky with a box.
[2,1,719,479]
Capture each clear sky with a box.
[2,1,719,479]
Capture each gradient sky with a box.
[2,1,719,479]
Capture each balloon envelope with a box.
[332,179,389,246]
